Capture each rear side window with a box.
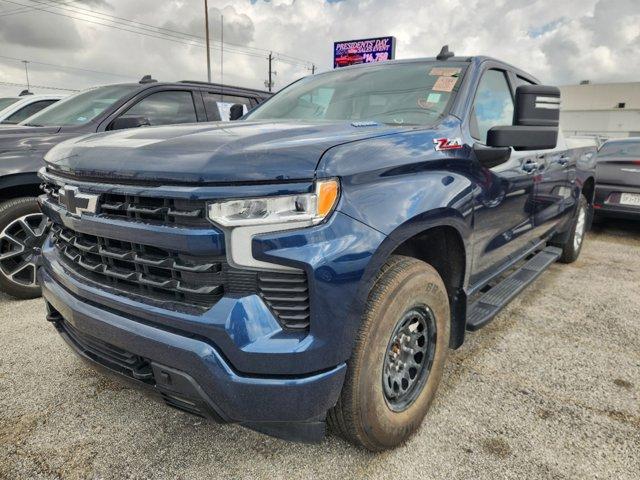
[598,142,640,158]
[0,97,20,110]
[203,93,252,121]
[2,100,58,124]
[122,90,197,126]
[471,70,514,143]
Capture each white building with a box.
[560,82,640,140]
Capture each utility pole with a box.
[267,52,273,92]
[22,60,30,90]
[204,0,211,83]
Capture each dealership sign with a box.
[333,36,396,68]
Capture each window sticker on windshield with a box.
[432,76,457,92]
[427,93,441,103]
[430,67,461,77]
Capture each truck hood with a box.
[0,126,67,156]
[44,120,407,184]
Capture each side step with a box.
[466,246,562,331]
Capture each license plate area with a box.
[620,193,640,206]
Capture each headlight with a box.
[207,178,339,228]
[207,179,340,271]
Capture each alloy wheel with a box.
[0,213,50,288]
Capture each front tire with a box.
[0,197,49,299]
[558,195,588,264]
[328,255,450,451]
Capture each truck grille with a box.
[51,223,226,310]
[50,223,311,330]
[42,182,209,227]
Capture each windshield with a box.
[246,61,467,126]
[20,85,138,127]
[0,98,19,111]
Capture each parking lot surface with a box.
[1,220,639,480]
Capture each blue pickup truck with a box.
[36,47,595,451]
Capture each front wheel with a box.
[0,197,50,299]
[558,195,588,264]
[328,255,450,451]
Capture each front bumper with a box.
[40,266,346,441]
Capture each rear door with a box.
[469,68,539,284]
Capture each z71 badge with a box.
[433,138,463,151]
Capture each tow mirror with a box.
[487,85,560,151]
[109,116,151,131]
[229,104,244,121]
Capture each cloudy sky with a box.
[0,0,638,97]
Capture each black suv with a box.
[0,77,269,298]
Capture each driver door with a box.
[469,69,538,285]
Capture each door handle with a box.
[522,161,539,173]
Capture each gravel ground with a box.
[1,219,639,480]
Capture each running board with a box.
[466,246,562,331]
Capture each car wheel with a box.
[328,255,450,451]
[558,195,588,264]
[0,197,50,299]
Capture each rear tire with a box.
[328,255,450,451]
[558,195,588,264]
[0,197,49,299]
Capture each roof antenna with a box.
[436,45,454,60]
[139,74,157,84]
[19,89,33,96]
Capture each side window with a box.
[204,93,252,121]
[2,100,58,124]
[471,70,514,143]
[122,90,197,126]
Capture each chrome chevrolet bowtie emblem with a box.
[58,185,99,217]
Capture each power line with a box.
[0,0,75,16]
[0,0,275,64]
[0,0,317,68]
[0,54,136,79]
[0,80,78,92]
[40,0,318,66]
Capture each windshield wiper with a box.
[23,123,43,127]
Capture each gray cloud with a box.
[0,11,82,49]
[1,0,639,97]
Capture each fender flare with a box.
[0,172,42,197]
[353,209,471,349]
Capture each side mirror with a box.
[109,116,151,131]
[229,104,244,121]
[487,85,560,151]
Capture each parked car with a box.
[0,91,64,125]
[36,49,595,450]
[593,137,640,221]
[0,77,270,298]
[335,48,365,68]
